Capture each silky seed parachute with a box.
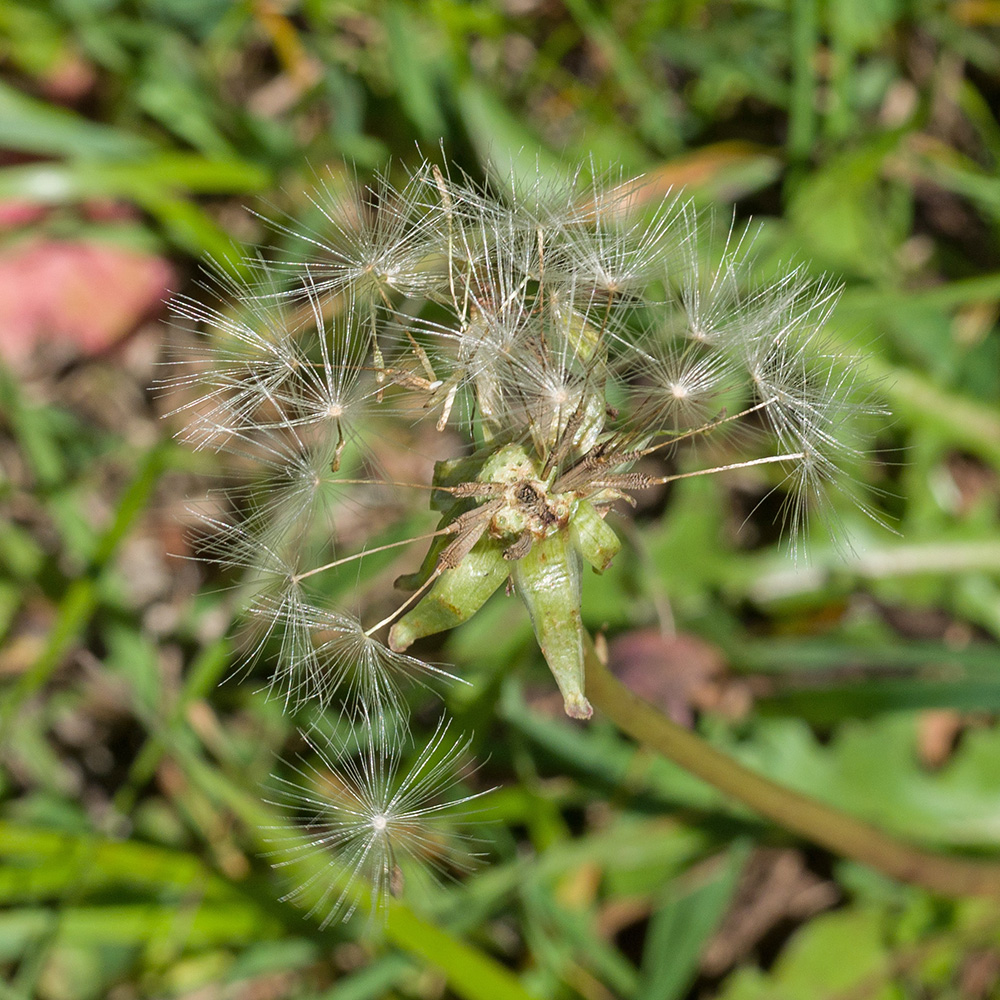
[263,712,492,925]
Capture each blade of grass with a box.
[529,884,641,997]
[0,822,233,903]
[788,0,819,162]
[560,0,679,152]
[0,156,272,204]
[114,636,233,816]
[0,902,278,949]
[0,443,170,738]
[639,846,747,1000]
[456,81,563,195]
[384,2,448,141]
[0,80,152,160]
[0,367,66,489]
[314,954,413,999]
[739,537,1000,605]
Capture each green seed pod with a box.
[569,499,621,573]
[389,537,508,653]
[511,531,591,719]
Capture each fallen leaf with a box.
[701,848,839,976]
[0,199,48,230]
[917,708,963,768]
[0,238,174,363]
[607,629,728,726]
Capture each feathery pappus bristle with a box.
[263,712,492,925]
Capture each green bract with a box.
[389,441,622,718]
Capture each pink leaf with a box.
[0,238,174,363]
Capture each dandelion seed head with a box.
[169,154,888,742]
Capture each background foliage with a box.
[1,1,999,998]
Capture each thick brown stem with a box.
[583,638,1000,898]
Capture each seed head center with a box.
[372,813,388,832]
[488,478,573,542]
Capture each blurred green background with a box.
[2,1,1000,998]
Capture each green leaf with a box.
[640,846,747,1000]
[717,907,893,1000]
[0,81,152,160]
[720,714,1000,847]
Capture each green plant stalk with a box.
[583,637,1000,898]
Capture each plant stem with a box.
[583,637,1000,898]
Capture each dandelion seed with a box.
[164,262,309,447]
[308,610,462,715]
[264,713,493,926]
[668,212,753,346]
[548,174,686,302]
[264,164,445,301]
[182,508,321,701]
[623,337,733,433]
